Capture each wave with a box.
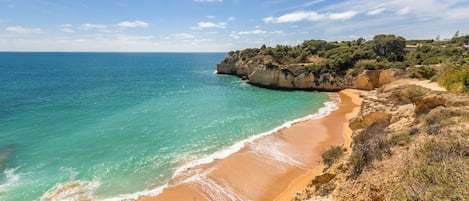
[0,167,21,193]
[96,93,340,200]
[39,180,101,201]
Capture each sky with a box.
[0,0,468,52]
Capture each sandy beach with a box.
[139,89,362,201]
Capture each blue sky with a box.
[0,0,468,52]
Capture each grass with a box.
[393,137,469,200]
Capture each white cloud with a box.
[227,16,236,21]
[230,29,284,39]
[195,21,227,29]
[397,6,411,15]
[206,15,216,19]
[445,6,469,19]
[273,0,325,13]
[60,24,74,33]
[61,27,74,33]
[114,34,154,41]
[367,8,385,16]
[193,0,222,2]
[264,10,357,23]
[238,29,268,35]
[229,32,240,39]
[171,33,195,39]
[98,29,112,33]
[329,11,357,20]
[117,20,149,28]
[263,11,324,23]
[6,26,45,34]
[81,23,107,30]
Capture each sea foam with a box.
[0,168,21,193]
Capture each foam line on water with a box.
[0,167,21,193]
[179,167,246,201]
[248,138,305,168]
[39,180,101,201]
[99,184,168,201]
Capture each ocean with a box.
[0,52,331,200]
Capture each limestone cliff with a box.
[217,53,401,91]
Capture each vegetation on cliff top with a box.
[227,34,469,93]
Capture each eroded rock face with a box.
[354,70,381,90]
[217,55,401,91]
[353,69,401,90]
[247,68,295,88]
[414,94,446,114]
[349,112,392,130]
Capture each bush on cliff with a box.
[350,121,391,178]
[321,145,345,167]
[437,64,469,94]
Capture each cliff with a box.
[217,54,401,91]
[294,81,469,201]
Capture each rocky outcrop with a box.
[217,54,401,91]
[349,112,392,130]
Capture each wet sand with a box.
[139,89,361,201]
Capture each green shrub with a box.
[437,65,469,94]
[354,59,379,70]
[398,85,428,104]
[422,56,444,65]
[389,131,411,146]
[406,66,438,79]
[321,145,344,167]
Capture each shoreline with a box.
[137,89,362,201]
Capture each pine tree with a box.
[453,30,460,38]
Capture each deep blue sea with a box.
[0,53,330,200]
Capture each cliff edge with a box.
[217,53,400,91]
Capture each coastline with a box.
[137,89,361,201]
[273,89,362,201]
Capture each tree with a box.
[453,30,460,38]
[371,34,406,62]
[357,37,366,46]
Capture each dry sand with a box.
[139,89,362,201]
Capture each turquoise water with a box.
[0,53,329,200]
